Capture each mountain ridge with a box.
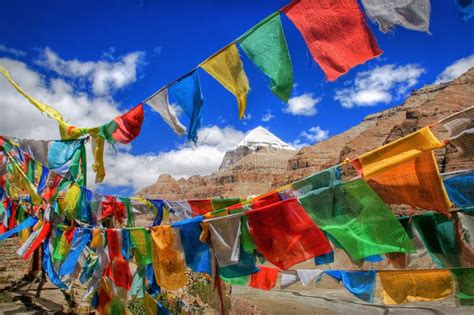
[138,68,474,201]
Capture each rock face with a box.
[138,68,474,200]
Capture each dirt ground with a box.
[229,277,472,315]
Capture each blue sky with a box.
[0,0,473,196]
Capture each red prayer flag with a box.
[252,191,281,208]
[249,266,279,291]
[112,103,145,144]
[23,222,52,260]
[105,229,132,290]
[102,196,126,224]
[281,0,382,81]
[188,199,214,216]
[248,198,332,270]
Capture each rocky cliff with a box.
[138,68,474,200]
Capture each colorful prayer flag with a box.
[281,0,382,81]
[237,12,293,101]
[201,44,249,119]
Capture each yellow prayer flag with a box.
[356,127,445,178]
[201,44,250,119]
[150,226,188,290]
[379,270,453,304]
[90,229,103,249]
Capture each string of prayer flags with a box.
[360,0,431,33]
[378,270,453,304]
[150,226,188,290]
[247,198,332,270]
[325,270,377,303]
[352,127,451,214]
[298,171,415,260]
[146,88,186,136]
[169,70,204,143]
[200,44,249,119]
[237,12,293,101]
[249,266,279,291]
[281,0,382,81]
[0,66,144,183]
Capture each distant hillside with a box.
[138,68,474,201]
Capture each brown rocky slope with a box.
[138,68,474,200]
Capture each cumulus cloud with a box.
[283,93,321,116]
[36,47,145,96]
[0,57,121,139]
[291,126,329,148]
[0,44,26,57]
[435,54,474,83]
[97,126,245,191]
[334,64,425,108]
[261,110,275,122]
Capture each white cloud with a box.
[0,57,121,140]
[36,47,145,96]
[435,54,474,83]
[97,126,245,191]
[334,64,425,108]
[0,44,26,57]
[261,110,275,122]
[291,126,329,149]
[169,103,183,118]
[284,93,321,116]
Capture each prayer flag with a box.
[248,198,332,270]
[249,266,279,291]
[169,70,204,142]
[237,12,293,101]
[147,88,186,136]
[361,0,430,33]
[281,0,382,81]
[151,226,188,290]
[201,44,249,119]
[209,215,241,267]
[379,270,453,304]
[325,270,377,303]
[298,175,415,260]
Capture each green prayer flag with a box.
[237,12,293,101]
[221,274,249,286]
[212,197,241,211]
[120,197,135,227]
[451,269,474,306]
[298,170,415,260]
[413,213,462,268]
